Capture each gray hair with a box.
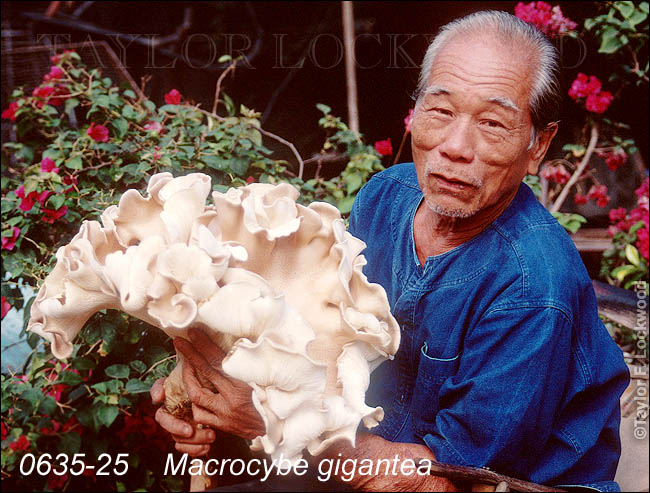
[416,11,561,146]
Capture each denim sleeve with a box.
[422,305,574,473]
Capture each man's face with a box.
[411,34,549,218]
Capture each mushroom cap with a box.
[28,172,400,463]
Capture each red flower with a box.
[41,206,68,224]
[2,101,19,121]
[587,184,610,208]
[1,297,11,319]
[164,89,182,105]
[568,73,602,100]
[41,157,60,174]
[1,422,7,440]
[50,49,75,64]
[87,122,110,142]
[515,2,576,37]
[246,176,255,184]
[9,434,30,451]
[585,91,613,114]
[33,85,55,100]
[374,138,393,156]
[47,471,68,490]
[16,186,36,212]
[635,178,649,199]
[609,207,627,222]
[44,66,65,82]
[404,109,414,133]
[2,227,20,251]
[144,121,163,133]
[573,193,588,205]
[541,164,571,184]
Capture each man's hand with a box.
[318,433,458,492]
[150,378,216,456]
[174,328,266,440]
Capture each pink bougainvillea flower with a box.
[568,73,602,100]
[43,65,65,82]
[164,89,182,105]
[2,101,19,121]
[246,176,255,184]
[404,109,414,133]
[603,149,627,171]
[587,184,610,208]
[87,122,110,142]
[144,121,163,133]
[541,164,571,184]
[585,90,613,114]
[2,227,20,251]
[609,207,627,223]
[33,85,55,100]
[514,1,576,37]
[374,138,393,156]
[40,157,60,174]
[635,177,649,199]
[16,186,38,212]
[41,205,68,224]
[573,193,588,205]
[1,422,7,440]
[1,296,11,319]
[50,49,75,64]
[9,434,30,451]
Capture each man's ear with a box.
[527,122,559,175]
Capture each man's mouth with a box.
[431,173,474,191]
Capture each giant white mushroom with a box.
[28,172,400,485]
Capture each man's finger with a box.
[175,442,211,457]
[176,338,233,393]
[191,402,225,429]
[171,427,216,445]
[150,378,165,405]
[188,327,226,363]
[155,407,193,438]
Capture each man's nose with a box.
[438,118,475,163]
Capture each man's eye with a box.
[431,108,452,117]
[482,119,505,129]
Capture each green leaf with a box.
[615,1,636,19]
[112,118,128,139]
[125,379,151,394]
[345,174,363,195]
[57,371,83,386]
[20,388,43,407]
[231,156,249,176]
[65,97,79,113]
[38,396,57,415]
[316,103,331,115]
[58,432,82,455]
[48,193,65,209]
[612,265,637,281]
[94,404,119,428]
[3,255,25,277]
[65,156,83,170]
[625,244,641,267]
[72,357,96,371]
[599,28,624,54]
[130,360,147,374]
[105,364,130,379]
[123,89,136,99]
[218,54,232,63]
[584,17,598,30]
[94,94,111,108]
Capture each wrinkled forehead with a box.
[422,32,536,109]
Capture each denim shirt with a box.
[349,163,630,491]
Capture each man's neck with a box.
[413,187,519,265]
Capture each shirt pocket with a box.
[412,342,461,438]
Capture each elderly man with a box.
[152,10,629,491]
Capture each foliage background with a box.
[1,2,648,491]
